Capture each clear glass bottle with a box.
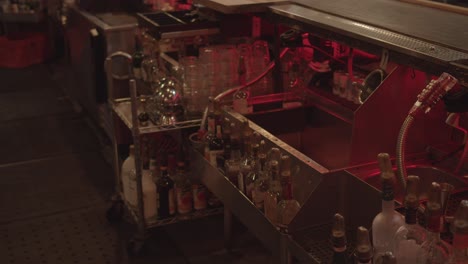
[276,155,301,230]
[452,200,468,264]
[393,175,426,264]
[174,161,193,218]
[355,226,374,264]
[417,182,454,264]
[264,160,282,225]
[372,153,405,262]
[244,143,260,200]
[156,162,176,219]
[253,160,269,211]
[240,119,253,157]
[331,213,348,264]
[225,142,241,187]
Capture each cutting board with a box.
[194,0,289,13]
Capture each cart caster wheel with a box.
[106,201,123,223]
[127,239,146,256]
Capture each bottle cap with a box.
[355,226,373,261]
[331,213,346,248]
[377,153,394,180]
[453,200,468,234]
[405,175,420,208]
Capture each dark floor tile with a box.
[0,206,121,264]
[0,64,57,93]
[0,115,100,164]
[0,152,113,223]
[0,89,72,121]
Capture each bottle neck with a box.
[405,207,418,225]
[382,200,395,213]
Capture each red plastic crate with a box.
[0,32,50,68]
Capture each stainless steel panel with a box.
[194,0,289,14]
[269,4,468,84]
[286,170,382,263]
[292,0,468,53]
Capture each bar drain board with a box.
[293,223,356,263]
[0,207,119,264]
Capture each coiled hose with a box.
[396,115,415,191]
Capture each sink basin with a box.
[363,165,467,203]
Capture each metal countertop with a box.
[292,0,468,53]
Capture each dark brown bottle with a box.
[331,214,348,264]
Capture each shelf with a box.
[110,98,201,134]
[122,195,224,229]
[0,12,44,23]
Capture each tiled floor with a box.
[0,64,271,263]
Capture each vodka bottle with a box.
[240,119,253,156]
[264,160,282,225]
[417,182,454,264]
[331,214,348,264]
[122,145,137,208]
[452,200,468,264]
[393,175,426,264]
[280,155,293,200]
[372,153,404,262]
[192,177,207,211]
[355,226,374,264]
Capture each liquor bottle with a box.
[133,38,144,80]
[143,159,158,222]
[264,160,283,225]
[122,145,137,208]
[225,143,241,189]
[266,147,282,173]
[204,97,216,160]
[258,140,268,171]
[452,200,468,264]
[244,143,260,200]
[208,125,224,167]
[331,213,348,264]
[138,97,149,127]
[417,182,454,264]
[253,159,270,210]
[393,175,426,264]
[156,161,176,219]
[280,155,293,200]
[355,226,374,264]
[174,161,193,217]
[372,153,405,262]
[192,177,207,211]
[230,122,241,151]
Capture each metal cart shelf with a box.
[110,98,201,134]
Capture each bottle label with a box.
[382,180,394,201]
[169,188,176,215]
[192,184,207,210]
[176,186,193,214]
